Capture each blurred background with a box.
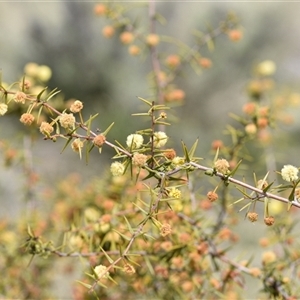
[1,1,300,298]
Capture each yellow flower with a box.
[94,265,109,279]
[59,113,75,129]
[126,134,144,149]
[151,131,168,148]
[70,100,83,113]
[110,161,125,176]
[281,164,298,182]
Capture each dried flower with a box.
[160,223,172,237]
[13,91,27,104]
[126,134,144,149]
[164,149,176,160]
[20,113,35,125]
[39,122,54,136]
[207,191,218,202]
[169,188,181,199]
[151,131,168,148]
[110,161,125,176]
[59,113,75,129]
[132,152,148,167]
[71,138,83,153]
[123,263,136,275]
[214,159,230,175]
[0,103,8,116]
[281,165,299,182]
[70,100,83,113]
[264,216,275,226]
[94,264,109,279]
[93,134,106,147]
[247,212,258,222]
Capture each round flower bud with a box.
[247,212,258,222]
[102,25,115,38]
[70,100,83,113]
[39,122,54,136]
[93,134,106,147]
[211,140,224,150]
[13,91,27,104]
[128,45,141,56]
[281,164,299,182]
[94,4,107,16]
[264,216,275,226]
[198,57,212,69]
[126,134,143,149]
[20,113,35,126]
[120,31,134,44]
[207,191,218,202]
[146,34,160,46]
[165,55,181,68]
[20,79,31,90]
[0,103,8,116]
[151,131,168,148]
[165,89,185,102]
[110,161,125,176]
[59,113,75,129]
[228,29,243,41]
[242,102,256,115]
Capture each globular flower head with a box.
[160,223,172,237]
[281,164,299,182]
[214,159,230,175]
[151,131,168,148]
[207,191,218,202]
[13,92,27,104]
[132,152,148,167]
[172,156,185,166]
[0,103,8,116]
[93,134,106,148]
[20,79,31,90]
[110,161,125,176]
[94,264,109,279]
[20,113,35,126]
[164,148,176,160]
[126,134,144,149]
[70,100,83,113]
[264,216,275,226]
[168,188,181,199]
[39,122,54,136]
[71,138,84,153]
[59,113,75,129]
[247,212,258,222]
